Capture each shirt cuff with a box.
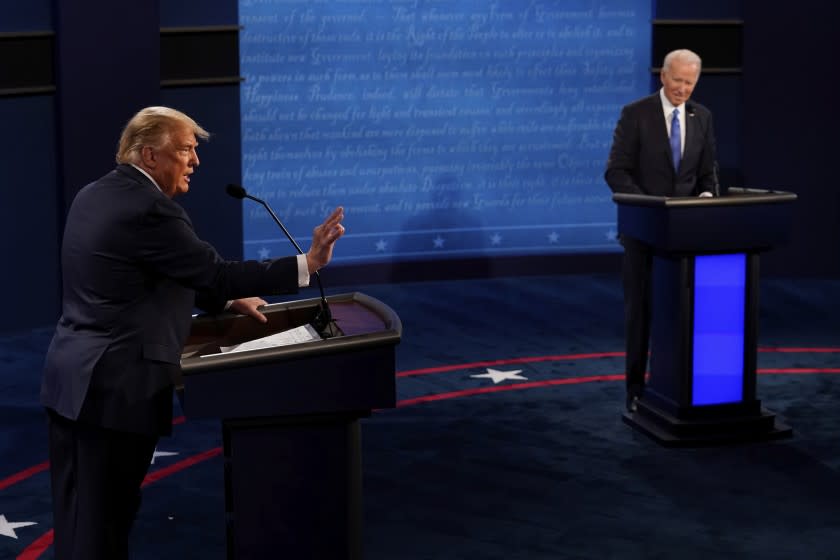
[296,253,310,287]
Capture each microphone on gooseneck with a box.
[225,183,335,338]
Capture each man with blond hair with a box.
[41,106,345,559]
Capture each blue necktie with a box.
[670,108,681,172]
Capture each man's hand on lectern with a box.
[229,297,269,323]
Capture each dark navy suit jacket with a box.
[605,92,717,197]
[41,164,299,436]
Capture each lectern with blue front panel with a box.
[613,188,797,446]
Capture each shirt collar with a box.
[130,163,163,193]
[659,88,684,115]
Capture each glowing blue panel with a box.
[692,254,746,405]
[239,1,652,264]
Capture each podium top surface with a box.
[612,188,797,253]
[613,188,796,208]
[181,291,401,374]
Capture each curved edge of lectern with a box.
[181,291,402,374]
[612,188,797,208]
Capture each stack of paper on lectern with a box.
[209,323,322,356]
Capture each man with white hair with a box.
[605,49,719,412]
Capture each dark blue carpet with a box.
[1,274,839,559]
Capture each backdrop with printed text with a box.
[239,0,651,263]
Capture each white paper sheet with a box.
[203,323,322,356]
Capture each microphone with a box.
[225,183,336,338]
[686,102,695,117]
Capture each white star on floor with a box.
[258,247,271,259]
[470,368,527,384]
[433,235,445,248]
[0,514,36,540]
[151,448,179,465]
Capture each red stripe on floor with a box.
[398,374,625,406]
[0,461,48,492]
[398,352,625,377]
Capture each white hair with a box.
[663,49,702,73]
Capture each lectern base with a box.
[623,399,793,447]
[223,413,364,560]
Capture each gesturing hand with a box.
[306,206,345,273]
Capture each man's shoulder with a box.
[621,93,661,113]
[79,165,146,193]
[71,165,175,221]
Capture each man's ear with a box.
[140,145,156,167]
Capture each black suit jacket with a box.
[605,92,717,197]
[41,164,299,435]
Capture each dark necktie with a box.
[670,108,681,172]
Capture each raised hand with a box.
[306,206,345,273]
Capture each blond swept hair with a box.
[116,106,210,164]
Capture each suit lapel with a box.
[682,105,701,170]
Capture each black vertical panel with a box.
[0,96,61,331]
[742,1,840,276]
[53,0,160,212]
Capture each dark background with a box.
[2,0,838,333]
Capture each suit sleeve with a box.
[694,111,719,195]
[136,198,299,306]
[604,105,644,195]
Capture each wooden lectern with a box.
[613,188,797,446]
[179,292,401,559]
